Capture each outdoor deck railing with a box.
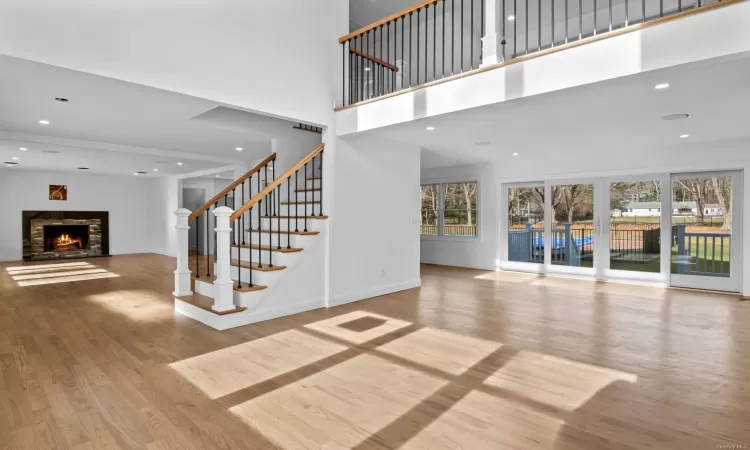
[421,224,477,236]
[673,224,730,277]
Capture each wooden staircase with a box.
[173,144,327,330]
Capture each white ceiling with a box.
[350,0,414,30]
[359,53,750,168]
[0,54,306,177]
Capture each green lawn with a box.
[579,248,730,275]
[611,216,725,228]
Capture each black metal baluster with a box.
[409,12,413,87]
[461,0,464,70]
[304,163,308,232]
[287,177,291,249]
[552,0,556,46]
[538,0,541,51]
[417,8,421,85]
[319,150,324,217]
[268,191,273,268]
[342,42,345,106]
[257,197,262,268]
[354,36,359,102]
[660,0,664,17]
[594,0,598,35]
[579,0,583,40]
[385,22,393,93]
[433,1,437,79]
[248,205,253,287]
[380,25,384,96]
[565,0,569,43]
[471,0,475,66]
[609,0,613,31]
[205,209,210,277]
[625,0,629,26]
[277,185,281,250]
[443,0,446,77]
[264,165,269,216]
[452,0,455,73]
[424,4,429,83]
[213,202,218,263]
[195,214,200,278]
[271,160,276,217]
[502,0,506,59]
[642,0,645,23]
[514,0,517,56]
[401,17,405,89]
[525,0,528,53]
[295,170,299,232]
[365,31,369,99]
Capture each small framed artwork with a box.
[49,185,68,201]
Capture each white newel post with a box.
[173,208,193,296]
[481,0,500,66]
[212,206,235,312]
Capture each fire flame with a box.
[55,233,82,249]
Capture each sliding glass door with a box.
[502,170,742,293]
[670,171,742,292]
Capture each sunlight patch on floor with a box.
[484,350,638,411]
[229,353,447,450]
[169,329,348,400]
[304,311,412,345]
[85,290,173,322]
[473,271,543,283]
[7,261,119,286]
[16,272,120,286]
[402,390,564,449]
[377,327,502,376]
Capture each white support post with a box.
[212,206,236,312]
[481,0,500,66]
[173,208,193,296]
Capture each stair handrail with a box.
[188,153,276,222]
[230,144,324,222]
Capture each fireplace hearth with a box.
[23,211,109,261]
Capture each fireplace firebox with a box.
[44,224,90,252]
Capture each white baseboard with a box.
[174,297,324,331]
[328,278,422,308]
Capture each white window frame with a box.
[420,181,479,240]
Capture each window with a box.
[443,182,477,236]
[420,182,478,237]
[420,185,439,235]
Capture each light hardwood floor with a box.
[0,254,748,449]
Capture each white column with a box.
[173,208,193,296]
[212,206,236,312]
[481,0,500,66]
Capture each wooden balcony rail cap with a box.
[339,0,437,43]
[188,153,276,222]
[230,144,324,222]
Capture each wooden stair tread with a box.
[191,275,267,293]
[262,215,328,219]
[230,259,286,272]
[281,201,321,205]
[232,243,303,253]
[246,228,320,236]
[295,188,321,192]
[175,293,247,316]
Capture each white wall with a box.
[0,0,348,125]
[337,1,750,134]
[0,168,159,261]
[325,134,422,305]
[420,164,498,270]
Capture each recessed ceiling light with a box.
[654,83,670,90]
[11,157,19,161]
[39,120,50,125]
[77,167,89,170]
[680,134,690,138]
[662,113,690,121]
[42,150,60,154]
[235,147,243,151]
[426,126,435,131]
[19,147,27,151]
[512,152,520,156]
[216,174,221,178]
[55,97,69,102]
[134,172,140,176]
[153,168,159,172]
[508,15,515,21]
[177,162,183,166]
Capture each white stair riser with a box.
[245,232,317,248]
[260,218,326,232]
[278,204,323,216]
[231,248,300,266]
[230,266,284,287]
[194,278,214,297]
[292,191,321,201]
[233,289,267,308]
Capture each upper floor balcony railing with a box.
[338,0,739,108]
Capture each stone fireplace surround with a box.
[23,211,109,261]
